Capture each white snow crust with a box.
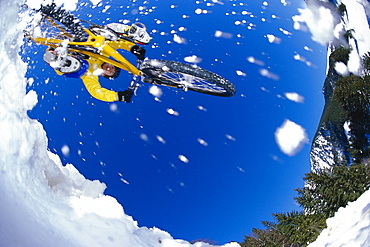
[0,0,239,246]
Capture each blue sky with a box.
[24,0,328,244]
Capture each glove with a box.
[118,90,133,103]
[131,45,146,60]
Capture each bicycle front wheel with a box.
[140,59,235,97]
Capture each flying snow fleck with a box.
[140,133,149,142]
[197,138,208,146]
[118,173,130,185]
[304,46,313,51]
[149,85,163,98]
[178,155,189,163]
[184,55,202,63]
[293,53,306,62]
[294,53,313,67]
[335,62,350,76]
[285,92,304,103]
[27,77,34,86]
[198,105,207,111]
[266,34,282,44]
[61,145,70,157]
[275,119,308,156]
[102,5,111,13]
[259,68,280,80]
[214,30,233,39]
[226,134,236,141]
[120,178,130,185]
[279,27,292,36]
[110,103,118,112]
[167,108,179,116]
[247,56,265,66]
[236,70,247,76]
[195,8,208,14]
[237,167,245,173]
[173,34,187,44]
[156,135,166,144]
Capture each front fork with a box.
[128,60,144,95]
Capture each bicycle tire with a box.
[38,3,87,41]
[140,59,235,97]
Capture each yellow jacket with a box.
[80,58,119,102]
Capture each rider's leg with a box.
[43,50,82,73]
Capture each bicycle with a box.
[23,5,236,97]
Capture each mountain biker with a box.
[43,48,133,103]
[38,3,151,103]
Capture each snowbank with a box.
[0,0,239,246]
[308,189,370,247]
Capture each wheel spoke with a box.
[159,72,227,93]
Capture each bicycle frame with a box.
[27,17,142,76]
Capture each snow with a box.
[308,189,370,247]
[334,61,350,76]
[298,0,370,245]
[0,0,240,246]
[184,55,202,64]
[7,0,370,245]
[284,92,304,103]
[292,1,342,46]
[274,119,308,156]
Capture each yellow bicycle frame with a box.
[27,17,142,76]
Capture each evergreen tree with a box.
[241,220,294,247]
[273,211,326,246]
[362,52,370,74]
[295,164,370,218]
[330,46,350,65]
[335,74,370,112]
[334,74,370,163]
[241,212,325,247]
[337,3,347,16]
[241,163,370,247]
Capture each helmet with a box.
[128,23,151,44]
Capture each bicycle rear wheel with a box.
[140,59,235,97]
[38,3,87,41]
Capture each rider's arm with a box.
[81,73,119,102]
[80,59,119,102]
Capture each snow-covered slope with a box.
[308,189,370,246]
[0,0,239,246]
